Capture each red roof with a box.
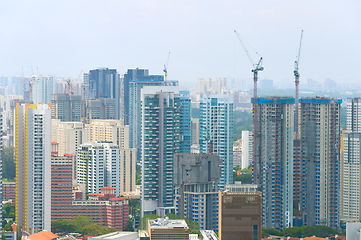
[64,153,73,157]
[109,197,129,201]
[21,230,59,240]
[88,193,104,197]
[100,186,116,190]
[51,141,59,145]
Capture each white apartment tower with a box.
[342,98,361,220]
[77,142,135,196]
[15,103,51,234]
[241,130,253,170]
[199,94,233,190]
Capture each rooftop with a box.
[21,230,59,240]
[88,231,137,240]
[148,217,188,229]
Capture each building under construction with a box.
[297,97,341,228]
[252,97,294,230]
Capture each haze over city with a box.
[0,0,360,86]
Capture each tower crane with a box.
[294,29,304,227]
[163,52,170,86]
[234,30,264,185]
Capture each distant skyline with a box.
[0,0,359,86]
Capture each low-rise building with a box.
[3,182,15,203]
[147,218,189,240]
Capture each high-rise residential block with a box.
[3,182,15,203]
[253,97,294,230]
[15,103,51,234]
[51,94,82,121]
[241,130,253,170]
[197,78,212,93]
[141,86,180,217]
[342,98,361,221]
[199,94,233,189]
[51,143,73,222]
[298,97,341,228]
[86,119,129,149]
[77,142,136,196]
[123,68,164,125]
[218,191,262,240]
[51,119,87,157]
[86,98,116,121]
[213,78,227,93]
[174,153,221,231]
[179,91,191,153]
[127,70,164,150]
[191,118,200,145]
[31,74,54,104]
[84,68,121,119]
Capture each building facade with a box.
[123,68,164,125]
[298,97,341,228]
[218,191,262,240]
[51,146,73,222]
[86,119,130,149]
[342,98,361,220]
[141,86,180,217]
[253,97,294,230]
[241,130,253,170]
[127,72,164,150]
[15,103,51,234]
[174,153,221,231]
[77,142,121,196]
[179,91,191,153]
[85,68,121,119]
[86,98,116,121]
[199,94,233,190]
[51,94,82,121]
[3,182,15,202]
[51,119,87,157]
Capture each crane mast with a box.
[294,30,304,226]
[234,30,263,184]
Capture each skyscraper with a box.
[141,86,180,217]
[342,98,361,220]
[123,68,164,125]
[15,103,51,234]
[298,97,341,228]
[253,97,294,230]
[179,91,191,153]
[174,153,221,231]
[77,142,121,196]
[126,69,165,150]
[199,94,233,189]
[51,94,82,121]
[85,68,121,119]
[31,74,54,104]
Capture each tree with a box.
[2,202,15,221]
[2,147,15,180]
[124,220,134,232]
[73,215,94,232]
[2,233,6,240]
[51,219,76,233]
[139,214,160,230]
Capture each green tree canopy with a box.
[124,220,134,232]
[51,219,75,233]
[3,147,15,180]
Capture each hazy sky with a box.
[0,0,359,87]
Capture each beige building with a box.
[120,148,136,192]
[51,119,87,157]
[197,78,212,93]
[86,119,129,149]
